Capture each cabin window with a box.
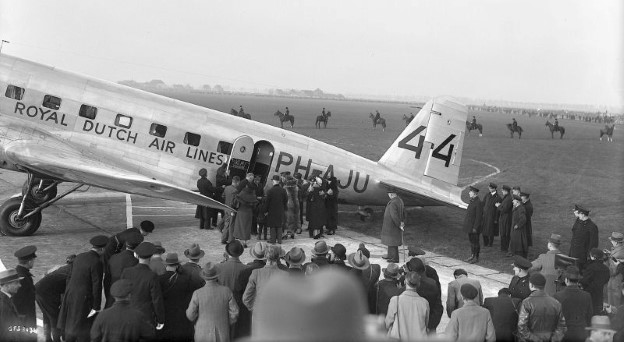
[217,141,233,155]
[79,105,98,119]
[115,114,133,129]
[184,132,201,146]
[5,85,25,100]
[42,95,62,110]
[149,123,167,138]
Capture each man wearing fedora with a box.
[407,257,444,333]
[373,263,404,315]
[187,262,239,342]
[569,204,599,270]
[381,191,405,263]
[483,288,521,342]
[606,232,624,307]
[12,245,37,342]
[553,266,593,342]
[243,245,286,312]
[517,272,566,342]
[1,269,34,342]
[385,272,429,340]
[157,252,202,342]
[482,183,500,248]
[530,233,564,295]
[445,283,495,342]
[284,246,306,275]
[329,243,351,272]
[58,235,109,342]
[495,185,513,253]
[581,248,610,315]
[263,174,288,244]
[585,316,616,342]
[463,186,483,264]
[182,243,206,286]
[509,256,532,301]
[149,242,167,276]
[105,234,142,308]
[90,279,155,342]
[306,240,332,268]
[120,242,165,329]
[247,242,268,271]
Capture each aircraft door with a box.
[227,135,254,180]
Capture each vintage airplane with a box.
[0,53,468,236]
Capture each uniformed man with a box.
[464,186,483,264]
[374,110,381,124]
[495,185,513,253]
[481,183,500,247]
[1,269,35,342]
[569,204,599,270]
[36,255,75,342]
[322,107,326,116]
[105,234,142,308]
[196,168,216,229]
[509,256,532,301]
[521,192,534,247]
[13,245,37,342]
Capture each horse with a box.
[600,124,615,142]
[230,108,251,120]
[315,111,331,129]
[465,121,483,136]
[369,113,386,131]
[506,123,523,139]
[274,110,294,128]
[402,114,415,127]
[545,120,565,139]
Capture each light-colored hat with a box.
[0,269,23,285]
[184,243,205,259]
[250,242,267,260]
[347,250,370,270]
[201,262,219,280]
[284,247,306,266]
[609,232,624,243]
[311,241,330,256]
[585,315,615,332]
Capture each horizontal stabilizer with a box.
[380,179,466,209]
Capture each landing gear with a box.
[357,206,374,222]
[22,178,58,204]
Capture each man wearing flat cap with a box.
[12,245,37,341]
[482,183,500,248]
[553,266,593,342]
[90,279,155,342]
[463,186,483,264]
[509,256,532,301]
[58,235,109,342]
[1,269,33,342]
[569,204,599,270]
[496,185,513,253]
[445,283,495,342]
[517,272,566,342]
[580,248,610,315]
[530,233,564,295]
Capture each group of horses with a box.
[273,110,331,129]
[229,108,251,120]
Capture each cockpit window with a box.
[149,123,167,138]
[42,95,61,110]
[115,114,133,129]
[5,85,25,100]
[79,105,98,119]
[184,132,201,146]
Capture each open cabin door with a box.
[227,135,254,180]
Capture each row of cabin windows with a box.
[4,84,234,153]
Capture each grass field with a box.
[161,91,624,273]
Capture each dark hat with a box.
[226,240,244,257]
[184,243,205,260]
[405,271,421,288]
[164,253,181,265]
[199,168,207,177]
[548,234,562,245]
[110,279,133,297]
[134,242,155,259]
[140,220,155,233]
[585,316,616,332]
[280,171,291,176]
[271,175,281,181]
[512,256,532,270]
[502,185,511,191]
[460,283,479,300]
[284,247,306,266]
[488,183,498,189]
[405,257,426,273]
[512,186,521,191]
[609,232,624,243]
[0,269,23,285]
[408,246,426,257]
[90,235,109,248]
[347,250,370,270]
[310,169,322,177]
[152,241,165,254]
[383,263,401,278]
[126,234,144,250]
[520,192,530,198]
[564,266,581,280]
[331,244,347,260]
[512,195,522,201]
[249,242,267,260]
[312,241,330,256]
[201,262,219,280]
[293,172,302,179]
[529,272,546,287]
[574,204,590,215]
[14,245,37,261]
[468,186,479,193]
[357,243,370,258]
[590,248,604,259]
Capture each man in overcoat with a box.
[530,233,563,295]
[1,269,36,342]
[195,168,216,229]
[446,268,483,317]
[521,192,534,247]
[481,183,500,247]
[306,175,327,239]
[553,266,593,342]
[221,176,240,243]
[12,245,37,342]
[263,175,288,244]
[409,257,444,333]
[496,185,513,253]
[464,186,483,264]
[580,248,610,315]
[569,204,599,270]
[36,255,75,342]
[381,191,405,263]
[105,234,141,308]
[58,235,109,342]
[483,288,521,342]
[445,283,496,342]
[372,263,404,315]
[509,195,528,258]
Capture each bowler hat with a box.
[184,243,205,260]
[284,247,306,266]
[90,235,109,248]
[347,250,370,270]
[529,272,546,287]
[0,269,23,285]
[585,316,616,332]
[201,262,219,280]
[564,266,581,280]
[164,253,181,265]
[548,233,562,245]
[226,240,244,257]
[460,283,478,300]
[609,232,624,243]
[14,245,37,261]
[405,257,426,273]
[590,248,604,259]
[382,263,401,278]
[134,242,155,259]
[249,242,267,260]
[312,241,330,256]
[512,256,532,270]
[520,192,530,198]
[110,279,133,298]
[331,244,347,261]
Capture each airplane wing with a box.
[379,179,467,209]
[3,139,234,212]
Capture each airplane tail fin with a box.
[378,96,467,187]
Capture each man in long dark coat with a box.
[482,183,500,248]
[510,195,528,258]
[263,175,288,244]
[464,186,483,264]
[324,176,339,235]
[483,288,521,342]
[306,175,327,239]
[496,185,513,253]
[381,191,405,263]
[105,234,141,308]
[12,245,37,342]
[58,235,109,342]
[409,257,444,333]
[580,248,610,315]
[372,263,404,315]
[195,168,216,229]
[521,192,533,247]
[553,266,593,342]
[36,255,75,342]
[569,204,599,270]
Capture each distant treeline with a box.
[468,105,620,124]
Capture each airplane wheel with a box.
[22,179,57,204]
[0,197,42,236]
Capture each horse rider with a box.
[239,105,245,116]
[512,118,518,130]
[553,118,559,131]
[285,107,290,117]
[322,108,326,117]
[374,111,381,124]
[471,116,478,130]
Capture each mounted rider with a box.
[322,107,326,117]
[471,116,478,130]
[553,118,559,131]
[374,110,381,125]
[285,107,290,117]
[239,105,245,116]
[512,118,518,130]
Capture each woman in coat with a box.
[509,196,528,258]
[306,177,327,238]
[232,185,258,246]
[324,176,339,235]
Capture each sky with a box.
[1,0,622,109]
